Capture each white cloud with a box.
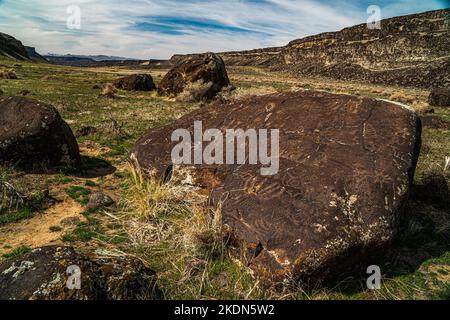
[0,0,446,59]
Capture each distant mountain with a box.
[43,54,151,67]
[44,54,171,69]
[43,55,97,66]
[45,54,135,62]
[0,32,30,60]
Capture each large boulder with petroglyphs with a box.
[131,90,421,287]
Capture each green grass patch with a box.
[84,180,97,187]
[64,185,91,205]
[0,208,33,225]
[2,245,31,260]
[61,217,103,242]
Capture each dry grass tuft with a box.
[0,69,17,79]
[388,92,415,104]
[411,100,430,113]
[175,80,213,102]
[119,164,255,298]
[100,83,117,98]
[215,85,237,102]
[123,165,176,221]
[122,163,226,257]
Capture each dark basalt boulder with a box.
[158,52,230,99]
[428,88,450,107]
[131,91,422,287]
[0,97,80,167]
[0,246,160,300]
[113,74,156,91]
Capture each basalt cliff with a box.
[175,9,450,88]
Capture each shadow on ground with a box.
[67,156,117,178]
[329,179,450,298]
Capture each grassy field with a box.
[0,57,449,300]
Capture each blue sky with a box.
[0,0,448,59]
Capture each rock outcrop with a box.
[131,91,422,286]
[24,46,48,63]
[0,96,80,167]
[428,88,450,107]
[113,74,156,91]
[158,52,230,99]
[0,32,30,60]
[0,246,160,300]
[216,9,450,89]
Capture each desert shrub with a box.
[0,69,17,79]
[176,80,213,102]
[100,83,117,98]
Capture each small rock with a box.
[215,272,229,288]
[185,258,206,277]
[428,88,450,107]
[18,90,31,96]
[86,192,114,211]
[75,126,98,138]
[113,74,156,91]
[60,216,81,227]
